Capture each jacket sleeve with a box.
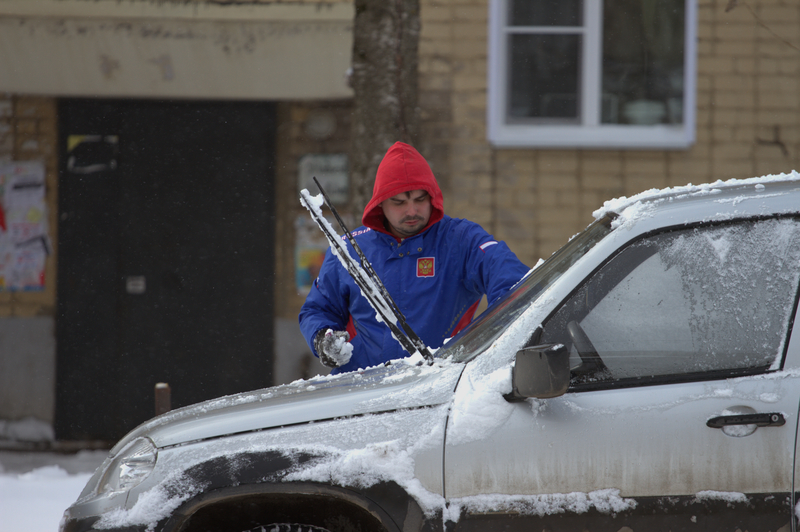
[298,248,351,356]
[458,221,530,304]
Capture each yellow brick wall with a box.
[418,0,800,266]
[0,95,58,318]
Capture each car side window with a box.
[541,217,800,386]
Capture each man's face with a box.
[381,189,432,239]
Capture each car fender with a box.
[157,449,431,532]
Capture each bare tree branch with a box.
[725,1,800,52]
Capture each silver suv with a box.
[62,173,800,532]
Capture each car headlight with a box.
[97,437,158,494]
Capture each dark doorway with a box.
[55,99,276,442]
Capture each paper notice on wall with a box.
[295,214,329,295]
[0,161,49,291]
[295,211,354,295]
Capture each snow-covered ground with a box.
[0,449,105,532]
[0,417,107,532]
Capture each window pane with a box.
[508,34,581,121]
[542,218,800,384]
[602,0,685,124]
[509,0,582,27]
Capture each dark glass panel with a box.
[510,0,582,26]
[602,0,685,124]
[508,34,581,121]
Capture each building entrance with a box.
[55,99,276,441]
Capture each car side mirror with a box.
[505,343,570,401]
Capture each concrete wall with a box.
[0,0,354,100]
[0,96,59,424]
[0,317,55,421]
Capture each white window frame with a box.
[487,0,697,149]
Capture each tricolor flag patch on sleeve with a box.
[479,241,498,252]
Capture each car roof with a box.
[592,171,800,230]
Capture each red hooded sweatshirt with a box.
[362,142,444,235]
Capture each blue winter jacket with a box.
[299,215,529,373]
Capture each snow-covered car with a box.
[62,172,800,532]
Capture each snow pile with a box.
[0,464,93,532]
[0,417,54,442]
[287,440,416,488]
[608,200,658,231]
[95,473,205,531]
[282,407,449,515]
[446,365,516,446]
[694,490,748,504]
[447,488,637,521]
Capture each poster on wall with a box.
[294,212,354,295]
[297,154,348,205]
[0,161,50,291]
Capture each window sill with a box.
[487,123,696,150]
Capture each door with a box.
[56,99,276,441]
[445,216,800,531]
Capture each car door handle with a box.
[706,412,785,429]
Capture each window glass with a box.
[506,0,583,122]
[541,218,800,384]
[509,0,582,27]
[509,34,581,121]
[602,0,686,125]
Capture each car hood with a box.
[109,359,464,454]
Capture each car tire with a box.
[242,525,331,532]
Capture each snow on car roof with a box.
[592,170,800,230]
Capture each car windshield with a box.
[439,214,616,363]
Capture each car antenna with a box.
[300,177,434,364]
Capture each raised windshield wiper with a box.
[300,177,435,364]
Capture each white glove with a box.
[314,329,354,368]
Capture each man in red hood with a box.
[299,142,529,373]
